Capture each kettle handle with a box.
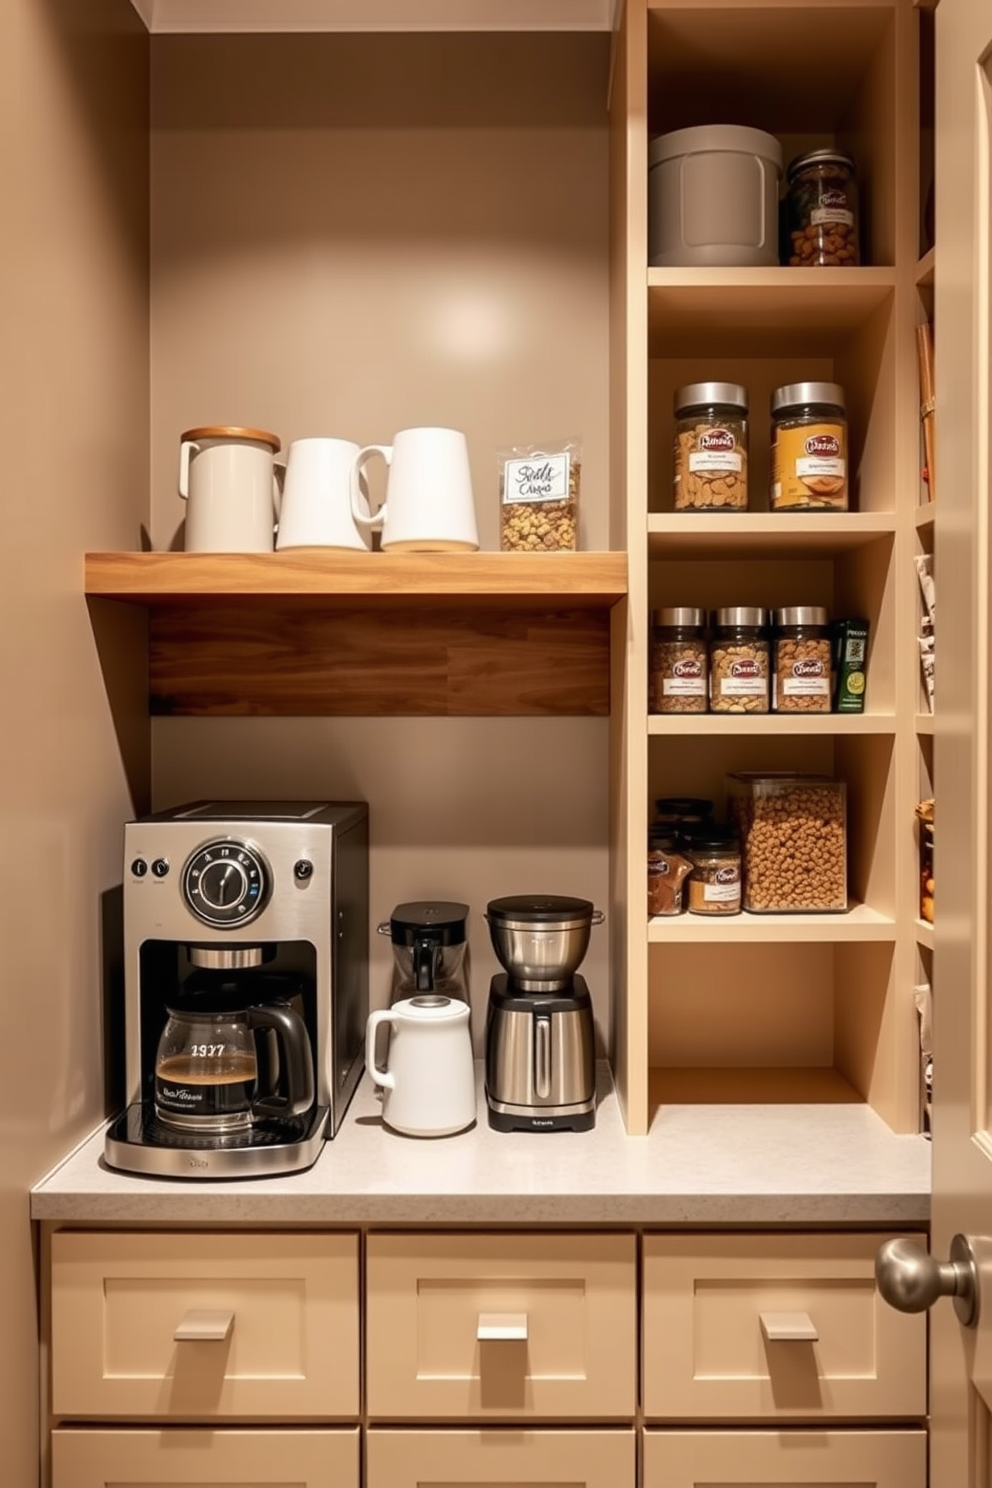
[365,1009,397,1092]
[247,1002,315,1120]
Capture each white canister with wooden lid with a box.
[179,425,282,552]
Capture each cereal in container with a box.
[728,772,848,913]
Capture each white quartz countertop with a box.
[31,1065,931,1227]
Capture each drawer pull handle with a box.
[759,1310,819,1342]
[174,1309,235,1342]
[477,1312,528,1341]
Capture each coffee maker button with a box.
[293,859,314,881]
[151,858,170,878]
[131,858,148,878]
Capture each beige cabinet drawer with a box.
[366,1231,637,1419]
[367,1428,636,1486]
[52,1428,359,1487]
[51,1230,359,1419]
[642,1232,927,1420]
[643,1428,927,1487]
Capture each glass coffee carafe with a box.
[154,961,315,1133]
[377,900,469,1003]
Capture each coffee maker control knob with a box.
[151,858,170,878]
[131,858,148,878]
[293,859,314,882]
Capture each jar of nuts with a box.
[684,828,742,916]
[673,383,748,511]
[709,607,770,713]
[499,440,580,552]
[728,772,848,913]
[772,606,832,713]
[771,383,849,511]
[786,149,860,267]
[650,607,708,713]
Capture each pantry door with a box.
[932,0,992,1481]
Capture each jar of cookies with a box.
[673,383,748,511]
[709,607,770,714]
[772,606,832,713]
[771,383,848,511]
[786,149,860,267]
[649,607,708,714]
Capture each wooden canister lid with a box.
[180,425,281,451]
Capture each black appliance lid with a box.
[169,969,305,1015]
[487,894,594,923]
[388,901,469,945]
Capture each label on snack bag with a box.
[503,453,570,505]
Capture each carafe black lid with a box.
[486,894,593,923]
[388,901,469,945]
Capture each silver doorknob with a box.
[875,1234,980,1327]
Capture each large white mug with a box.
[351,426,479,552]
[179,425,282,553]
[365,995,476,1137]
[275,437,371,552]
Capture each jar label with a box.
[811,205,854,227]
[703,876,740,903]
[502,452,570,505]
[663,675,706,696]
[772,419,848,509]
[719,674,767,697]
[689,449,743,474]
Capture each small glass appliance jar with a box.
[673,383,748,511]
[650,607,708,714]
[709,606,770,713]
[786,149,860,266]
[772,605,832,713]
[771,383,849,511]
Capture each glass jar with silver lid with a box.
[673,382,748,511]
[771,381,848,511]
[772,605,832,713]
[650,606,708,714]
[709,606,770,714]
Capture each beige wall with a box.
[148,33,614,1040]
[0,2,149,1481]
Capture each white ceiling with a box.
[128,0,618,32]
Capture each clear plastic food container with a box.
[727,772,848,912]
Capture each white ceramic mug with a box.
[365,995,476,1137]
[179,425,282,553]
[351,426,479,552]
[275,437,372,551]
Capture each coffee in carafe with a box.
[154,963,316,1133]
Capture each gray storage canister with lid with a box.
[649,125,783,267]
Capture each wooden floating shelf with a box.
[129,0,618,33]
[915,713,935,735]
[648,905,896,944]
[647,267,896,356]
[648,512,896,560]
[915,248,936,287]
[84,550,627,609]
[915,501,936,530]
[85,552,626,718]
[649,714,895,737]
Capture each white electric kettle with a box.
[365,995,476,1137]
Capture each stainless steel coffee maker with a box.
[105,800,368,1179]
[484,894,602,1132]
